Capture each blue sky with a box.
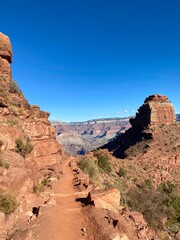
[1,0,180,122]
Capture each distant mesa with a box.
[102,94,177,158]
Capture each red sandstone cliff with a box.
[0,32,64,237]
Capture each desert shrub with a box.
[127,181,180,234]
[33,183,45,194]
[127,184,169,230]
[15,137,33,157]
[4,118,19,126]
[94,150,112,174]
[117,168,127,177]
[9,79,21,94]
[159,181,176,195]
[79,157,99,181]
[0,158,10,169]
[33,177,51,194]
[0,192,19,214]
[165,194,180,234]
[103,180,113,189]
[144,179,152,188]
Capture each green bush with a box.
[0,192,19,214]
[15,137,33,157]
[94,150,112,174]
[9,79,21,94]
[33,183,45,194]
[127,184,168,230]
[159,181,176,195]
[127,181,180,234]
[79,157,99,181]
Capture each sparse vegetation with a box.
[15,137,33,157]
[0,158,10,169]
[127,181,180,235]
[117,168,127,177]
[103,180,113,189]
[9,79,22,94]
[0,192,19,214]
[94,150,112,174]
[33,182,45,194]
[4,118,19,126]
[33,176,51,194]
[79,157,99,181]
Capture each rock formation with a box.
[0,32,63,167]
[130,94,176,130]
[0,32,63,237]
[0,32,12,81]
[103,94,176,158]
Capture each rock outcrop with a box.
[0,32,63,237]
[130,95,176,130]
[0,32,63,168]
[0,32,12,81]
[103,94,176,158]
[87,188,120,213]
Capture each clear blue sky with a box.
[1,0,180,122]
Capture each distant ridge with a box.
[51,114,180,125]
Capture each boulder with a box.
[111,234,129,240]
[176,231,180,240]
[128,211,146,225]
[87,188,120,213]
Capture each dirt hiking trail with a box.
[32,160,89,240]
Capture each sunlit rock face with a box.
[130,94,176,130]
[102,94,177,158]
[0,32,63,168]
[0,32,12,81]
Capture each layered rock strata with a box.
[130,95,176,130]
[0,32,63,237]
[0,32,63,168]
[103,94,176,158]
